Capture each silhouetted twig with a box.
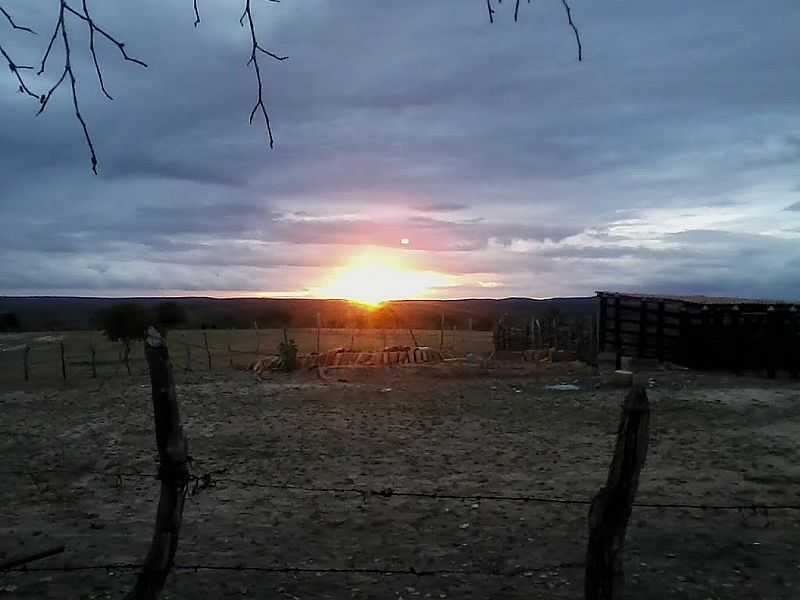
[241,0,288,148]
[561,0,582,61]
[0,6,38,99]
[1,5,36,33]
[488,0,582,61]
[34,0,147,173]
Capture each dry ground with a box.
[1,358,799,599]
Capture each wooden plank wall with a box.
[597,293,800,377]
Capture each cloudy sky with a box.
[1,1,799,300]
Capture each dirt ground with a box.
[1,359,799,599]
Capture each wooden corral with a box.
[596,291,800,377]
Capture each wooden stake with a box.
[316,312,321,354]
[90,345,97,379]
[203,332,211,371]
[23,345,30,382]
[585,386,650,600]
[184,342,192,373]
[440,311,445,350]
[60,341,67,381]
[228,344,233,369]
[124,327,189,600]
[123,340,132,376]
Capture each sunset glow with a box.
[315,252,450,305]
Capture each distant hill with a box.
[0,296,596,332]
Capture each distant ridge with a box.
[0,296,595,331]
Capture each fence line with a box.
[2,466,797,513]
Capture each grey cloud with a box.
[1,1,800,297]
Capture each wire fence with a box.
[0,328,495,386]
[3,465,797,514]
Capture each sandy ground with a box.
[1,360,800,599]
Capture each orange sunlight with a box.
[315,252,451,306]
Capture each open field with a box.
[2,359,799,599]
[0,329,494,388]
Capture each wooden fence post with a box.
[23,345,30,382]
[316,312,321,354]
[228,344,234,368]
[184,342,192,373]
[60,341,67,381]
[440,311,445,351]
[124,327,189,600]
[203,332,212,371]
[613,296,622,370]
[585,386,650,600]
[90,345,97,379]
[123,340,132,376]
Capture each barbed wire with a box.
[2,466,797,514]
[2,560,584,577]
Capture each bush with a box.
[155,301,188,330]
[278,330,298,372]
[95,303,150,342]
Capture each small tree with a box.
[155,301,188,332]
[96,303,150,375]
[0,312,21,332]
[278,328,298,372]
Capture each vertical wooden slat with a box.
[60,341,67,381]
[767,307,778,379]
[655,301,665,362]
[23,345,30,382]
[598,295,607,353]
[679,308,690,368]
[638,300,647,358]
[614,296,622,370]
[700,306,710,371]
[731,306,741,375]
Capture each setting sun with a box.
[315,252,450,305]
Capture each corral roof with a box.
[595,291,799,307]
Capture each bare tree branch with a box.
[193,0,200,27]
[561,0,582,61]
[0,6,38,99]
[1,5,36,33]
[488,0,582,61]
[82,0,111,100]
[241,0,287,149]
[32,1,147,172]
[0,43,38,99]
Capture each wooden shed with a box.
[596,291,800,377]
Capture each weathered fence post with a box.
[585,386,650,600]
[440,311,445,351]
[254,321,261,354]
[60,341,67,381]
[124,327,189,600]
[203,332,212,371]
[228,344,234,369]
[613,296,622,370]
[90,345,97,379]
[184,342,192,373]
[23,345,30,382]
[123,340,132,376]
[316,312,322,354]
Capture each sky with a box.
[1,0,799,300]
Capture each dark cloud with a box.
[1,1,799,298]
